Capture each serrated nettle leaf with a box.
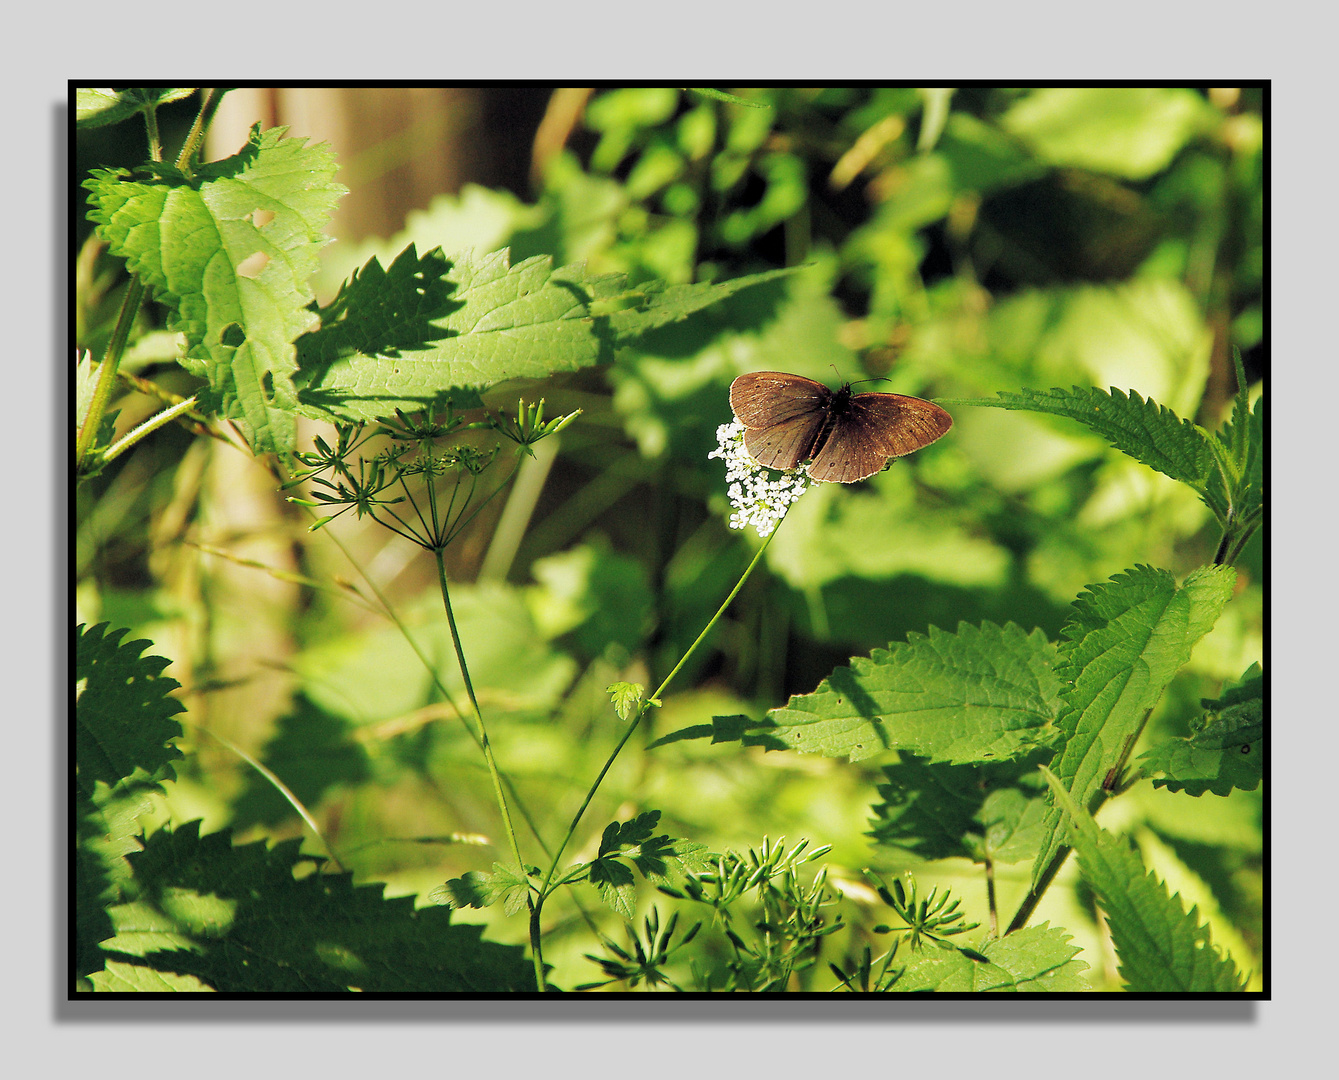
[76,623,186,797]
[1223,349,1253,468]
[109,822,533,992]
[1229,394,1264,518]
[1042,769,1245,992]
[1139,725,1262,797]
[595,266,799,341]
[891,922,1088,992]
[83,125,346,453]
[294,246,616,423]
[1032,565,1237,881]
[744,622,1061,764]
[1139,662,1263,796]
[1201,663,1262,716]
[949,385,1219,506]
[870,750,1051,864]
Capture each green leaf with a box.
[596,266,799,341]
[1001,87,1216,180]
[892,924,1088,992]
[83,125,346,452]
[686,87,770,109]
[739,622,1061,764]
[97,822,535,992]
[1043,770,1247,991]
[76,776,165,983]
[870,750,1051,864]
[1031,565,1237,882]
[76,87,196,129]
[75,623,185,798]
[1206,386,1264,547]
[436,863,533,917]
[1140,664,1263,796]
[87,960,214,992]
[295,246,619,422]
[948,385,1220,514]
[583,812,710,916]
[75,803,117,981]
[597,812,662,857]
[528,543,654,660]
[75,350,119,466]
[606,682,647,723]
[588,858,638,919]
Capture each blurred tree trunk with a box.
[208,87,552,243]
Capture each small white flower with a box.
[708,421,810,537]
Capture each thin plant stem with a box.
[985,854,998,939]
[286,459,558,861]
[100,394,200,466]
[190,722,346,874]
[526,520,784,989]
[76,277,145,471]
[174,88,217,172]
[1006,847,1069,936]
[433,548,537,958]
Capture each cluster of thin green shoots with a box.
[829,871,980,992]
[285,399,578,547]
[581,837,844,992]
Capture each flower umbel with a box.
[709,421,810,536]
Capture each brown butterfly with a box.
[728,371,952,484]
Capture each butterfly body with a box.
[728,371,952,484]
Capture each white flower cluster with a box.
[708,421,810,536]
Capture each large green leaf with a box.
[83,125,345,452]
[1031,565,1237,882]
[295,246,621,419]
[705,622,1060,765]
[1044,770,1246,991]
[92,822,536,992]
[1140,664,1263,796]
[892,923,1088,992]
[75,623,185,797]
[950,385,1219,510]
[295,244,799,423]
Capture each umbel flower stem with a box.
[433,547,536,924]
[527,512,787,990]
[288,410,586,988]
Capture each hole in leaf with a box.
[221,323,246,347]
[237,251,270,278]
[247,208,276,229]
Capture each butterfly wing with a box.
[729,372,832,471]
[806,392,953,484]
